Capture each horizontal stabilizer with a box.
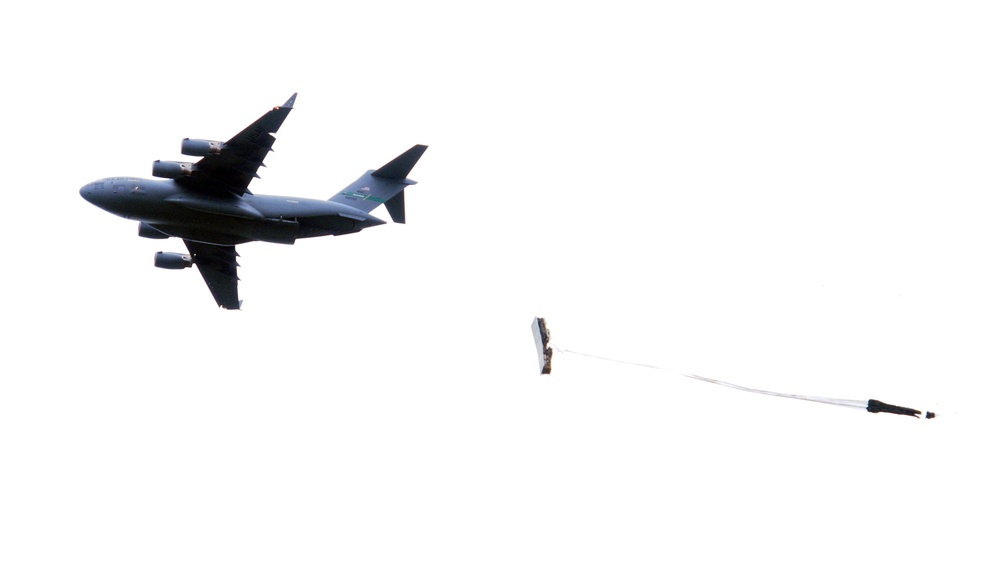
[373,145,428,181]
[330,145,426,223]
[386,189,406,223]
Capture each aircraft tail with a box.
[330,145,427,224]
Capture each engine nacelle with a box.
[138,222,169,239]
[181,138,225,157]
[154,252,193,270]
[152,160,193,179]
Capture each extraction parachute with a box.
[531,317,935,420]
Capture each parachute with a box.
[531,317,935,420]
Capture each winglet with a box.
[280,93,297,109]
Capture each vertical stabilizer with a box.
[330,145,426,223]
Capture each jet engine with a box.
[152,160,193,179]
[154,252,193,270]
[138,222,169,239]
[181,138,225,156]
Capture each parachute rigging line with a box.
[532,317,934,419]
[556,347,932,418]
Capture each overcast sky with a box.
[3,1,998,585]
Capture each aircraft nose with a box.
[80,181,105,207]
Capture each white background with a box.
[2,1,997,585]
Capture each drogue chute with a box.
[531,317,935,419]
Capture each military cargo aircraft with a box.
[80,93,426,309]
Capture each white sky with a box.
[2,1,999,585]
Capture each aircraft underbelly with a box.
[128,184,375,244]
[152,214,300,245]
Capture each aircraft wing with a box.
[183,240,241,309]
[177,93,297,196]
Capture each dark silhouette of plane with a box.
[81,93,426,309]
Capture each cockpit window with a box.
[108,178,144,195]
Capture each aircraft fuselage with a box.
[80,177,386,246]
